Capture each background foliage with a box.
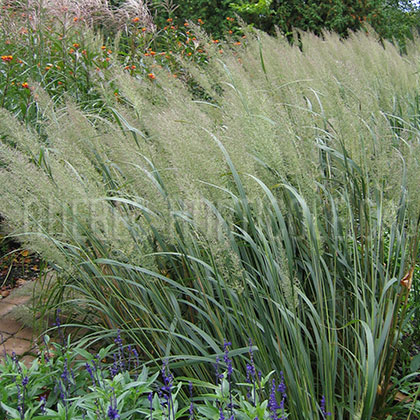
[142,0,420,44]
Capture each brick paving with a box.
[0,292,35,361]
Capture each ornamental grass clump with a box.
[1,29,420,419]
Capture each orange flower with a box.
[131,65,136,69]
[219,49,223,54]
[58,81,63,85]
[101,45,106,50]
[132,17,140,23]
[234,41,241,46]
[142,27,147,32]
[197,18,204,24]
[105,57,110,62]
[124,65,130,70]
[73,17,78,22]
[187,52,192,56]
[1,55,13,62]
[82,49,87,55]
[150,51,156,56]
[166,18,173,23]
[148,73,156,80]
[144,53,150,57]
[107,50,112,54]
[212,39,219,44]
[170,25,175,30]
[45,65,51,70]
[184,22,189,27]
[21,82,29,89]
[73,43,80,48]
[228,30,233,34]
[69,48,75,54]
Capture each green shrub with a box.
[149,0,420,47]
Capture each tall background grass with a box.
[1,16,420,420]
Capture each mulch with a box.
[0,235,40,299]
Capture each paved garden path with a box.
[0,288,36,366]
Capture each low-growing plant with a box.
[1,331,323,420]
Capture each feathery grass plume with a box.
[1,29,420,419]
[0,0,154,34]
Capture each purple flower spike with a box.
[114,330,125,371]
[108,391,120,419]
[85,362,96,386]
[148,392,153,420]
[223,340,232,364]
[110,353,119,378]
[223,340,233,378]
[161,360,173,394]
[219,406,225,420]
[278,372,286,395]
[320,395,332,417]
[54,309,61,328]
[108,405,120,419]
[269,379,278,420]
[215,356,224,385]
[40,395,47,414]
[223,340,234,419]
[247,340,257,406]
[54,309,65,347]
[161,360,175,420]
